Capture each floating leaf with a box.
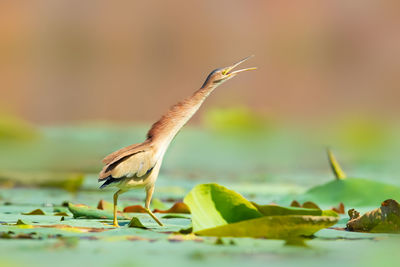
[97,200,122,212]
[153,202,190,214]
[290,200,320,209]
[285,150,400,206]
[0,232,38,240]
[184,183,263,232]
[215,237,224,245]
[177,227,193,234]
[294,177,400,207]
[290,200,301,208]
[54,212,69,216]
[346,199,400,233]
[290,200,345,214]
[331,203,345,214]
[22,209,45,215]
[68,203,128,220]
[16,219,27,225]
[53,206,69,213]
[162,214,191,219]
[302,201,320,210]
[253,203,338,217]
[0,171,84,193]
[123,205,147,213]
[184,184,338,239]
[128,217,147,229]
[15,220,33,229]
[196,215,338,239]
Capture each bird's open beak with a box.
[222,55,257,76]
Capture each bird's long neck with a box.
[146,83,217,153]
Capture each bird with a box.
[98,56,256,227]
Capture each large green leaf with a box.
[184,184,338,238]
[196,215,339,239]
[282,150,400,207]
[292,178,400,207]
[183,183,263,232]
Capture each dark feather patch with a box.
[145,166,154,175]
[99,176,121,189]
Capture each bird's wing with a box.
[99,141,156,180]
[102,142,143,165]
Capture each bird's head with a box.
[201,56,256,88]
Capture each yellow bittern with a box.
[99,56,256,227]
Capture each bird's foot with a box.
[112,222,120,228]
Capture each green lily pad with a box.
[183,183,262,232]
[196,215,339,239]
[295,178,400,207]
[0,171,84,193]
[184,184,338,239]
[67,203,129,220]
[288,150,400,207]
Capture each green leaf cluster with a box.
[184,183,338,239]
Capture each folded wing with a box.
[99,141,156,180]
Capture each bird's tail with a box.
[99,176,119,189]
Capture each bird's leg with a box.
[112,189,122,227]
[145,185,163,226]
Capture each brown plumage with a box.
[99,141,151,179]
[99,56,256,227]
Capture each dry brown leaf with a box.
[302,201,320,210]
[346,199,400,233]
[291,200,345,214]
[22,209,45,215]
[153,202,190,214]
[123,205,147,213]
[290,200,301,208]
[54,212,69,216]
[331,202,345,214]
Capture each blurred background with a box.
[2,0,400,123]
[1,0,400,192]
